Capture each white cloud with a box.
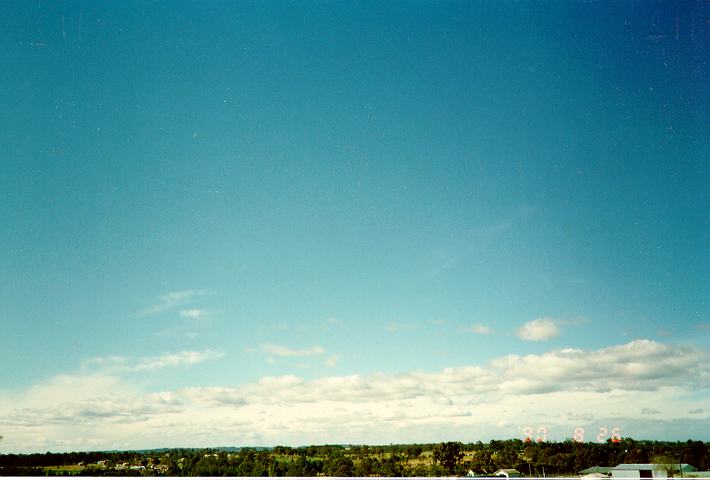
[130,350,224,371]
[461,323,492,335]
[179,309,207,319]
[19,374,131,409]
[139,289,208,316]
[260,343,325,357]
[324,317,343,328]
[517,317,560,341]
[82,350,224,374]
[324,355,339,368]
[157,309,217,339]
[2,340,709,453]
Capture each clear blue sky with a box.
[1,0,708,452]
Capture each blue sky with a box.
[1,1,708,452]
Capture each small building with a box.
[612,464,697,479]
[494,469,522,478]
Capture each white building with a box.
[612,464,697,479]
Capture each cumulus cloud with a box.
[18,374,131,409]
[260,344,325,357]
[517,317,560,341]
[2,340,709,453]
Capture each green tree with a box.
[324,455,354,476]
[433,442,464,474]
[405,444,423,459]
[684,440,710,470]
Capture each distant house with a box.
[494,469,522,478]
[612,464,697,479]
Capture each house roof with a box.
[614,464,697,472]
[581,466,614,474]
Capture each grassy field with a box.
[43,464,85,475]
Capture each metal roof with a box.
[614,464,697,472]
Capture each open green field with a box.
[42,464,84,475]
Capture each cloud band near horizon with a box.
[0,339,708,453]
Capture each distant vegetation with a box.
[1,439,708,476]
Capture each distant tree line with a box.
[0,439,708,476]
